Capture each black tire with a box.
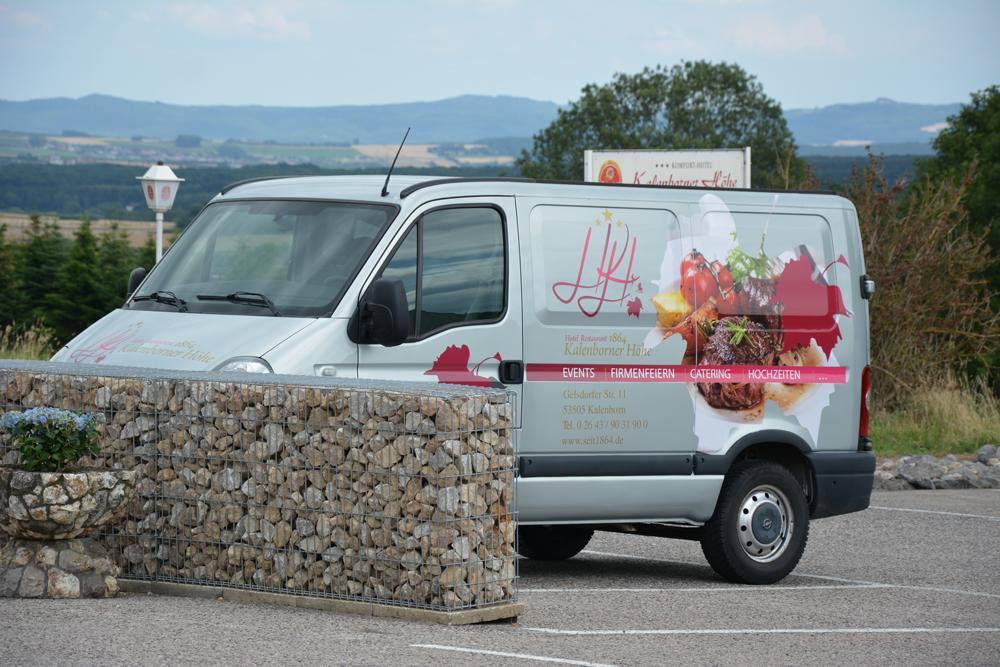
[517,525,594,561]
[700,460,810,584]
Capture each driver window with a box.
[377,206,505,340]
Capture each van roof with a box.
[214,174,845,207]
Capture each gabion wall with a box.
[0,362,517,611]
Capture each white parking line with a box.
[410,644,617,667]
[579,550,1000,599]
[521,584,888,593]
[525,627,1000,636]
[868,505,1000,521]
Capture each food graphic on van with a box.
[643,194,851,449]
[424,344,503,387]
[551,209,640,318]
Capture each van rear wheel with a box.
[517,525,594,561]
[700,460,809,584]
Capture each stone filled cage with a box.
[0,361,517,611]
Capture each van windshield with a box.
[131,200,396,317]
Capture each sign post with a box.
[584,148,751,189]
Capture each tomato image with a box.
[682,263,719,305]
[681,250,707,277]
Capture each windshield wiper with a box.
[197,291,281,316]
[132,290,188,311]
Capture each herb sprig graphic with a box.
[725,317,750,346]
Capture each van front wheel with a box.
[517,525,594,561]
[700,461,809,584]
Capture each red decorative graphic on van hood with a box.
[69,323,142,363]
[425,345,502,387]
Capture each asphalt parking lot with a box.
[2,489,998,666]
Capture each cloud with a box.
[920,122,949,134]
[678,0,768,5]
[723,13,848,55]
[0,4,49,30]
[649,26,702,53]
[168,2,312,41]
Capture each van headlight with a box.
[213,357,273,373]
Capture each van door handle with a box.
[498,360,523,385]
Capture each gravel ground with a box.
[2,489,998,666]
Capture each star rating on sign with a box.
[603,209,613,222]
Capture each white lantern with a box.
[137,161,184,262]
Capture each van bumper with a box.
[806,451,876,519]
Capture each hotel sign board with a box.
[584,148,751,189]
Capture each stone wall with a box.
[0,361,517,611]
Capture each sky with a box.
[0,0,997,110]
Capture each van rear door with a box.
[356,197,523,420]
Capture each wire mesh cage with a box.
[0,362,517,611]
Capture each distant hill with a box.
[0,94,960,153]
[785,98,961,146]
[0,93,560,144]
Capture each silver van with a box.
[54,175,876,584]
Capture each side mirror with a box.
[127,267,147,297]
[363,278,409,347]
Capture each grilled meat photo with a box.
[717,276,783,348]
[698,316,779,410]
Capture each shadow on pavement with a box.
[519,553,722,584]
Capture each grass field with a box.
[0,212,175,248]
[0,130,516,169]
[0,325,57,361]
[872,383,1000,458]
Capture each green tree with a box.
[0,224,19,327]
[846,155,997,406]
[98,223,134,310]
[136,232,156,271]
[915,86,999,281]
[517,61,806,188]
[15,215,66,325]
[46,220,105,343]
[914,86,1000,385]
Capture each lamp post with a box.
[137,161,183,262]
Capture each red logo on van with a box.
[425,345,502,387]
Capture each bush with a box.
[0,408,100,472]
[845,154,999,409]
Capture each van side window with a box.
[377,206,505,339]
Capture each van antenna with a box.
[381,127,411,197]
